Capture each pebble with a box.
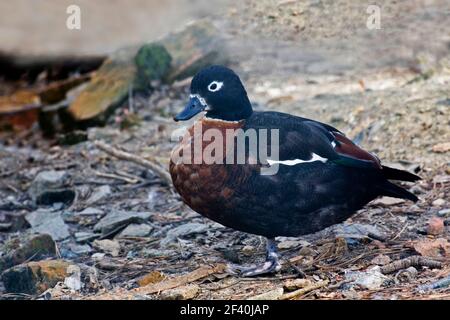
[117,223,153,238]
[437,208,450,217]
[247,287,284,300]
[432,199,446,207]
[93,239,121,257]
[427,217,445,235]
[85,185,111,205]
[160,284,200,300]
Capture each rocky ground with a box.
[0,0,449,300]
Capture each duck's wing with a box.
[245,111,382,169]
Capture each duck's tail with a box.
[381,165,421,182]
[379,180,418,202]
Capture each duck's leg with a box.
[227,238,281,277]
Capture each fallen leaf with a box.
[138,271,166,287]
[413,238,450,259]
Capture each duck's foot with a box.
[226,238,281,277]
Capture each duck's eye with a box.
[207,81,223,92]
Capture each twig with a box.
[391,222,408,241]
[93,140,172,187]
[94,170,140,184]
[380,256,442,274]
[279,280,329,300]
[417,275,450,292]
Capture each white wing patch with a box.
[267,153,328,166]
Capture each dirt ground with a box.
[0,0,449,300]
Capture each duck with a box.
[169,65,420,277]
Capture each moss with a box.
[134,44,172,88]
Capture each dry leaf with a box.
[413,238,450,259]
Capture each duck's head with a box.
[174,65,253,122]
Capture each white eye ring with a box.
[207,81,224,92]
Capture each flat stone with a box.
[75,207,104,216]
[85,185,111,205]
[75,231,100,243]
[93,210,151,234]
[26,210,70,241]
[247,288,284,300]
[93,239,120,257]
[0,234,56,272]
[371,196,405,206]
[116,223,153,238]
[1,260,74,294]
[334,223,386,240]
[67,243,92,255]
[345,268,390,290]
[160,284,200,300]
[160,222,208,247]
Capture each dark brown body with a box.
[169,117,392,238]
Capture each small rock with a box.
[25,210,70,241]
[160,284,200,300]
[64,264,82,291]
[370,254,392,266]
[75,231,100,243]
[75,207,104,216]
[67,243,92,255]
[0,234,56,272]
[277,239,304,250]
[93,239,121,257]
[117,223,153,238]
[395,266,418,283]
[91,253,106,261]
[432,142,450,153]
[437,208,450,217]
[372,197,405,206]
[247,287,284,300]
[85,185,111,205]
[1,260,74,294]
[94,210,151,234]
[345,268,390,290]
[160,223,208,247]
[427,217,445,235]
[432,199,446,207]
[28,170,74,206]
[334,223,386,240]
[283,278,313,291]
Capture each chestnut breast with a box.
[169,117,252,217]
